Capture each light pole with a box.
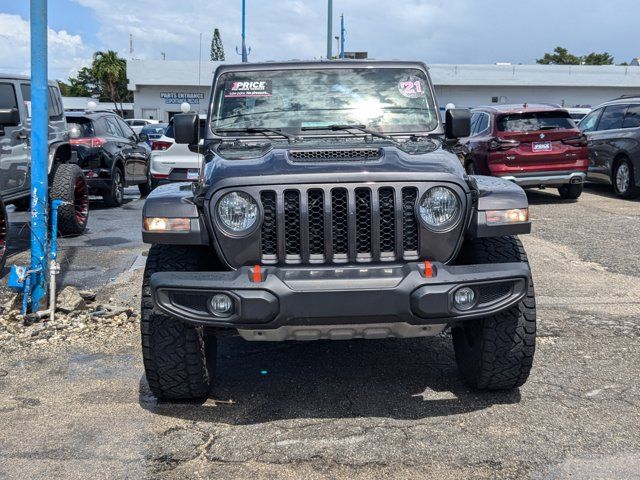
[340,13,345,59]
[29,0,49,310]
[326,0,333,59]
[241,0,249,62]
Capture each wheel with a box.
[141,245,216,401]
[465,162,478,175]
[558,183,583,200]
[50,164,89,236]
[452,236,536,390]
[612,158,640,199]
[0,195,7,273]
[102,167,125,207]
[138,169,153,197]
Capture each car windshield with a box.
[497,111,574,132]
[211,67,439,136]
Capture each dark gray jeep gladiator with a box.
[141,61,535,400]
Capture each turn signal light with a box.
[486,208,529,225]
[143,217,191,232]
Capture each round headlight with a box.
[419,187,461,228]
[217,191,259,233]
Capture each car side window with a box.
[579,110,601,133]
[622,104,640,129]
[115,116,137,141]
[0,83,19,111]
[598,105,627,131]
[104,116,124,137]
[476,113,489,135]
[47,87,64,120]
[469,113,479,136]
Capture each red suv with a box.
[461,104,588,199]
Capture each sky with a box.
[0,0,639,81]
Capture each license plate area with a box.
[532,142,552,152]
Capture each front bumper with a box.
[500,171,586,188]
[150,261,530,332]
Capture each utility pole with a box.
[198,32,202,85]
[326,0,333,59]
[129,33,133,58]
[29,0,49,310]
[340,13,345,59]
[241,0,248,62]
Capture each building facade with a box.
[127,59,640,122]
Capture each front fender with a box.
[142,183,210,245]
[468,175,531,238]
[48,142,72,174]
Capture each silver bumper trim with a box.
[501,172,586,187]
[237,323,447,342]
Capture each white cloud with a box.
[0,13,92,80]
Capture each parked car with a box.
[125,118,159,134]
[140,60,536,400]
[0,74,89,254]
[66,111,152,207]
[579,96,640,198]
[140,123,167,147]
[566,107,591,124]
[149,115,205,188]
[461,104,588,199]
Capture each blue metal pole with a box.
[340,14,345,59]
[29,0,49,311]
[241,0,248,63]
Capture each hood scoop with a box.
[288,148,382,163]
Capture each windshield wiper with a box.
[300,124,397,143]
[214,127,297,143]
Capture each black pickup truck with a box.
[141,61,536,400]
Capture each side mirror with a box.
[138,133,148,143]
[445,108,471,140]
[0,108,20,127]
[173,113,199,144]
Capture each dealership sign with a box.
[160,92,205,105]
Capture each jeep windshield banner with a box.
[224,80,273,98]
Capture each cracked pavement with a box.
[0,184,639,479]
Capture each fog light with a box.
[209,294,234,317]
[454,287,477,311]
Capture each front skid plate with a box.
[238,323,447,341]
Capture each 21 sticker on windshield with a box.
[398,76,426,99]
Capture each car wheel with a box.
[103,167,125,207]
[558,183,583,200]
[50,164,89,237]
[465,162,478,175]
[138,170,153,197]
[0,195,8,274]
[612,158,640,199]
[452,236,536,390]
[141,244,216,401]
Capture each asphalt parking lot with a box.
[0,185,639,479]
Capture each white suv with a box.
[149,115,205,188]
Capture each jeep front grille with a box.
[259,185,421,264]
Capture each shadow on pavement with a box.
[140,335,521,423]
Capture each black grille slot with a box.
[170,292,210,313]
[284,191,301,255]
[355,188,372,254]
[257,184,429,264]
[308,190,325,255]
[478,282,512,304]
[289,148,381,163]
[260,191,277,256]
[402,188,419,252]
[379,188,395,254]
[332,189,349,255]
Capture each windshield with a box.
[497,111,575,132]
[211,67,438,136]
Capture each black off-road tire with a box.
[102,167,125,207]
[558,183,583,200]
[50,164,89,237]
[452,236,536,390]
[138,169,153,197]
[0,195,7,274]
[141,245,216,401]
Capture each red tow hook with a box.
[251,264,264,283]
[422,261,435,278]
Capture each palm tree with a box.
[92,50,128,115]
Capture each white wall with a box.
[132,85,211,121]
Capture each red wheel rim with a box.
[74,177,89,225]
